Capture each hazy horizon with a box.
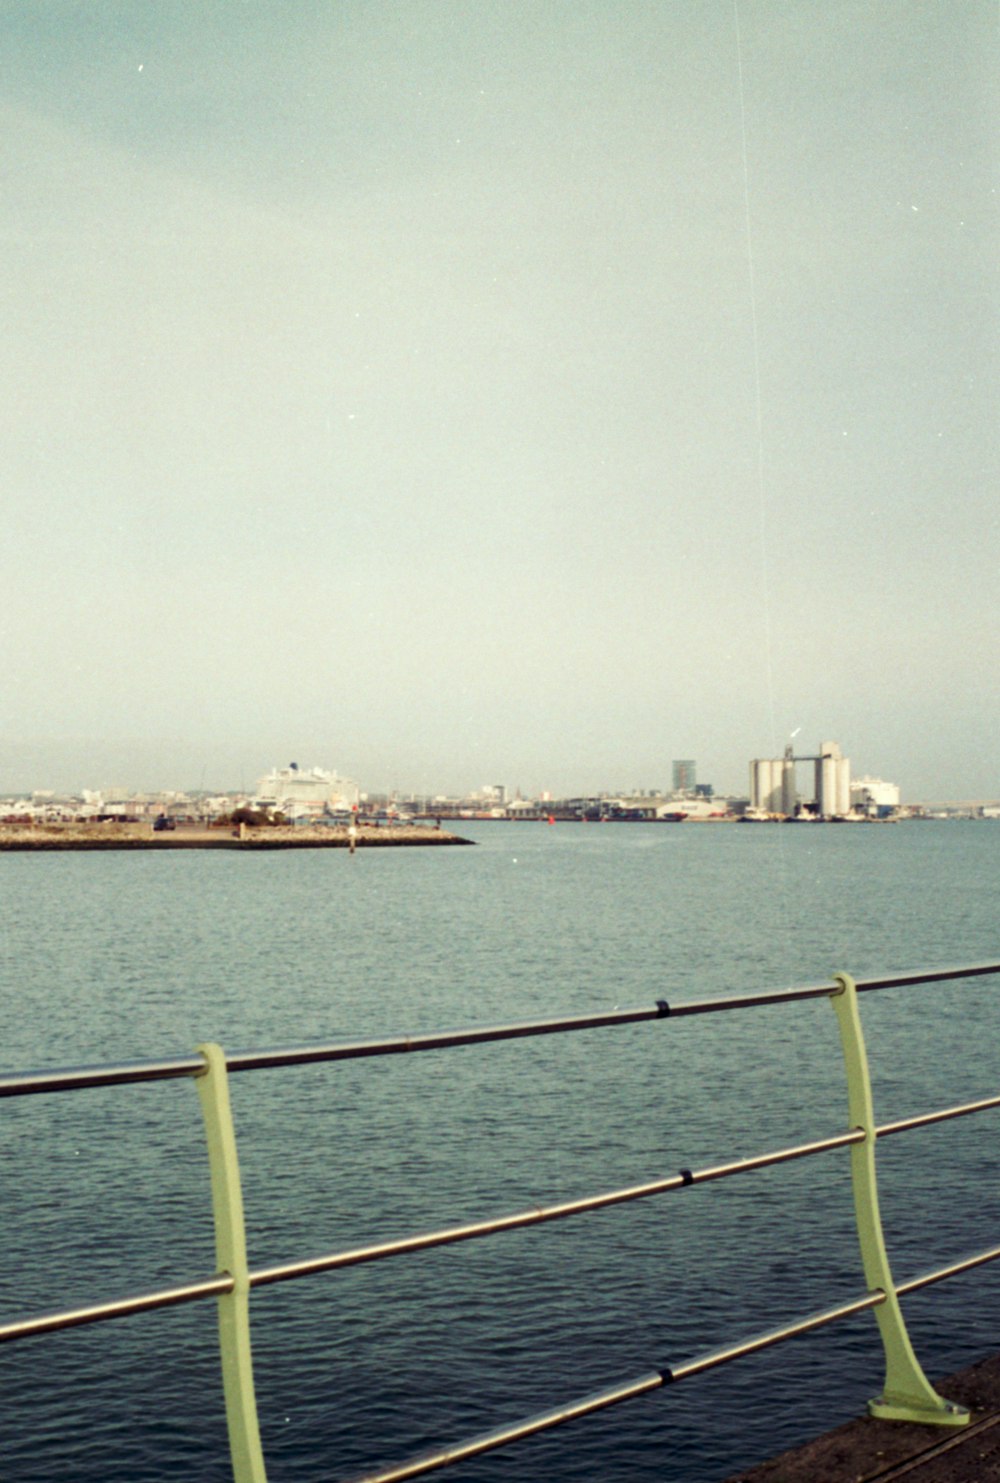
[3,3,997,801]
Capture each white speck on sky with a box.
[1,1,997,799]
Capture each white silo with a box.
[761,759,775,810]
[814,741,849,817]
[780,758,797,816]
[747,765,765,812]
[836,757,851,816]
[750,758,777,811]
[749,759,762,809]
[767,759,782,812]
[814,742,830,817]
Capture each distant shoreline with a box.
[0,823,475,851]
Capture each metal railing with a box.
[1,961,999,1481]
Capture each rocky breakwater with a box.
[0,822,475,850]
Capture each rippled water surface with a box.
[1,821,998,1482]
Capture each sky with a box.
[2,1,997,800]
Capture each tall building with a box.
[673,759,696,791]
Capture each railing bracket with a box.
[195,1042,270,1480]
[830,974,969,1428]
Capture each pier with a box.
[725,1351,1000,1480]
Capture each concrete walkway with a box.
[722,1354,1000,1481]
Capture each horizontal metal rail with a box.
[0,1274,233,1343]
[249,1128,865,1288]
[0,1053,208,1098]
[876,1091,1000,1138]
[342,1371,667,1483]
[663,1290,888,1383]
[11,1107,998,1349]
[2,962,997,1099]
[342,1291,889,1483]
[0,1128,865,1340]
[897,1244,1000,1297]
[345,1252,999,1483]
[852,965,1000,993]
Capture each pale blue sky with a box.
[2,2,997,798]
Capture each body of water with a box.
[1,820,998,1482]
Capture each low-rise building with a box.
[851,777,901,816]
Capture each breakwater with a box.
[0,823,473,850]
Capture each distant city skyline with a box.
[2,4,996,803]
[1,744,995,808]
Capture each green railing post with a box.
[829,973,968,1427]
[194,1042,270,1481]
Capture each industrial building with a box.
[749,740,851,818]
[851,776,901,816]
[748,755,797,816]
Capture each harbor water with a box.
[1,820,998,1482]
